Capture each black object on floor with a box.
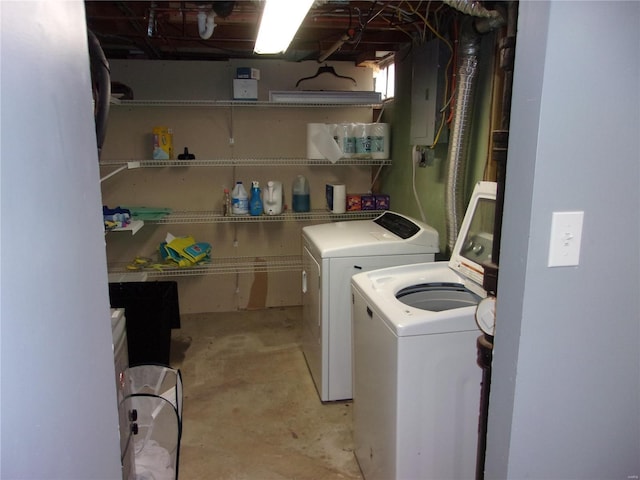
[109,281,180,367]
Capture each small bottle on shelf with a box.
[223,188,231,216]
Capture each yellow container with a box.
[152,126,173,159]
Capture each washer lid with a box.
[302,211,439,257]
[448,181,497,296]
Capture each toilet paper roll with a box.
[370,123,390,159]
[307,123,343,163]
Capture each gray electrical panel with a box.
[410,39,449,146]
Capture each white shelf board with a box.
[107,255,303,279]
[110,220,144,235]
[99,157,390,168]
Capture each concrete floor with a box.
[170,306,364,480]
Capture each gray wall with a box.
[0,2,121,477]
[486,1,640,478]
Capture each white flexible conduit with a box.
[441,1,504,253]
[444,22,481,252]
[197,10,217,39]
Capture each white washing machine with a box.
[302,211,439,402]
[351,181,496,480]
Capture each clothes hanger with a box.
[295,64,357,88]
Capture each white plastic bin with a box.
[125,365,183,480]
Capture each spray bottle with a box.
[249,181,263,216]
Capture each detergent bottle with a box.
[292,175,310,212]
[231,181,249,215]
[249,181,263,216]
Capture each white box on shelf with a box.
[236,67,260,80]
[233,79,258,100]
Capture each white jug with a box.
[231,181,249,215]
[264,180,284,215]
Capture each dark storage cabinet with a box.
[109,281,180,366]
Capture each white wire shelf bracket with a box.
[108,255,303,278]
[99,157,391,167]
[100,161,141,182]
[111,99,383,108]
[147,209,384,224]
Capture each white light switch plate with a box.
[548,211,584,267]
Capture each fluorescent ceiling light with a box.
[254,0,314,54]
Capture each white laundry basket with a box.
[125,365,183,480]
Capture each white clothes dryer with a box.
[351,181,496,480]
[302,212,439,401]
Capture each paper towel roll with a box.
[307,123,343,163]
[306,123,326,159]
[333,184,346,213]
[370,123,390,159]
[353,123,370,157]
[326,183,346,214]
[333,123,354,158]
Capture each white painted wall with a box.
[486,1,640,478]
[0,2,122,477]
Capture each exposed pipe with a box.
[318,32,351,63]
[442,0,499,19]
[197,9,217,39]
[117,1,162,58]
[476,7,517,479]
[147,1,157,37]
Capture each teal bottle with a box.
[292,175,310,212]
[249,181,263,216]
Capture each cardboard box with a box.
[375,194,390,210]
[152,126,173,159]
[233,79,258,100]
[361,194,376,210]
[236,67,260,80]
[346,194,362,211]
